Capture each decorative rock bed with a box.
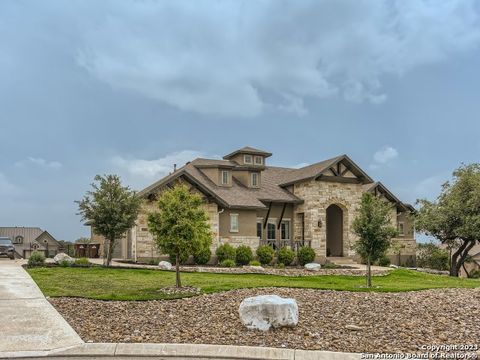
[50,287,480,353]
[112,260,391,276]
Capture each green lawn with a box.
[27,267,480,301]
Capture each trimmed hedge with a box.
[278,247,295,266]
[220,259,236,268]
[256,245,275,265]
[235,245,253,265]
[216,243,236,263]
[298,247,315,266]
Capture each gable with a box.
[316,156,373,184]
[34,231,61,249]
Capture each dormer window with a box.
[221,170,230,185]
[254,156,263,165]
[244,154,253,164]
[251,172,259,187]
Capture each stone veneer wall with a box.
[292,180,416,261]
[293,180,365,260]
[218,236,259,249]
[132,199,220,261]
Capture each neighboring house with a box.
[90,147,416,265]
[0,227,63,258]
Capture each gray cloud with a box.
[111,150,205,189]
[77,0,480,117]
[15,157,62,169]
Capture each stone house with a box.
[92,147,416,265]
[0,227,63,258]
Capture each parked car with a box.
[0,237,15,260]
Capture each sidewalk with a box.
[0,259,83,353]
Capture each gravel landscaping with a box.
[50,287,480,353]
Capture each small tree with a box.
[416,164,480,277]
[77,175,141,267]
[148,184,211,287]
[353,193,398,287]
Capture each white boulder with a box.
[239,295,299,331]
[304,263,321,271]
[158,261,172,270]
[53,253,74,264]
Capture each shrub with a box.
[235,245,253,265]
[169,252,189,265]
[216,243,236,263]
[416,243,449,270]
[219,259,235,268]
[377,255,391,267]
[276,262,285,269]
[469,269,480,279]
[256,245,275,265]
[249,260,261,266]
[278,247,295,266]
[28,251,46,267]
[74,257,91,267]
[193,246,211,265]
[58,260,71,267]
[322,261,339,269]
[298,247,315,266]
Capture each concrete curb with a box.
[0,343,362,359]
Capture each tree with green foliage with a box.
[416,164,480,277]
[77,175,141,267]
[148,184,212,287]
[353,193,398,287]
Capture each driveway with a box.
[0,258,83,353]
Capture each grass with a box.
[27,267,480,301]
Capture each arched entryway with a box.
[326,204,343,257]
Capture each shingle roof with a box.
[137,152,387,210]
[223,146,272,159]
[0,227,44,243]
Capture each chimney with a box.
[173,163,177,172]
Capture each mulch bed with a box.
[50,287,480,353]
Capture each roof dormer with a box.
[223,146,272,167]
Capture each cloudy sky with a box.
[1,0,480,241]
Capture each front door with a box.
[326,204,343,256]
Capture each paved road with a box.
[0,258,83,353]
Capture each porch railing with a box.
[259,239,311,251]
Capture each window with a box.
[254,156,263,165]
[281,220,290,240]
[251,172,259,187]
[398,222,405,236]
[13,236,23,244]
[230,213,239,232]
[221,170,229,185]
[267,222,276,240]
[256,220,263,239]
[244,154,253,164]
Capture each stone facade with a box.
[292,180,365,261]
[291,179,416,263]
[93,147,416,265]
[132,192,220,262]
